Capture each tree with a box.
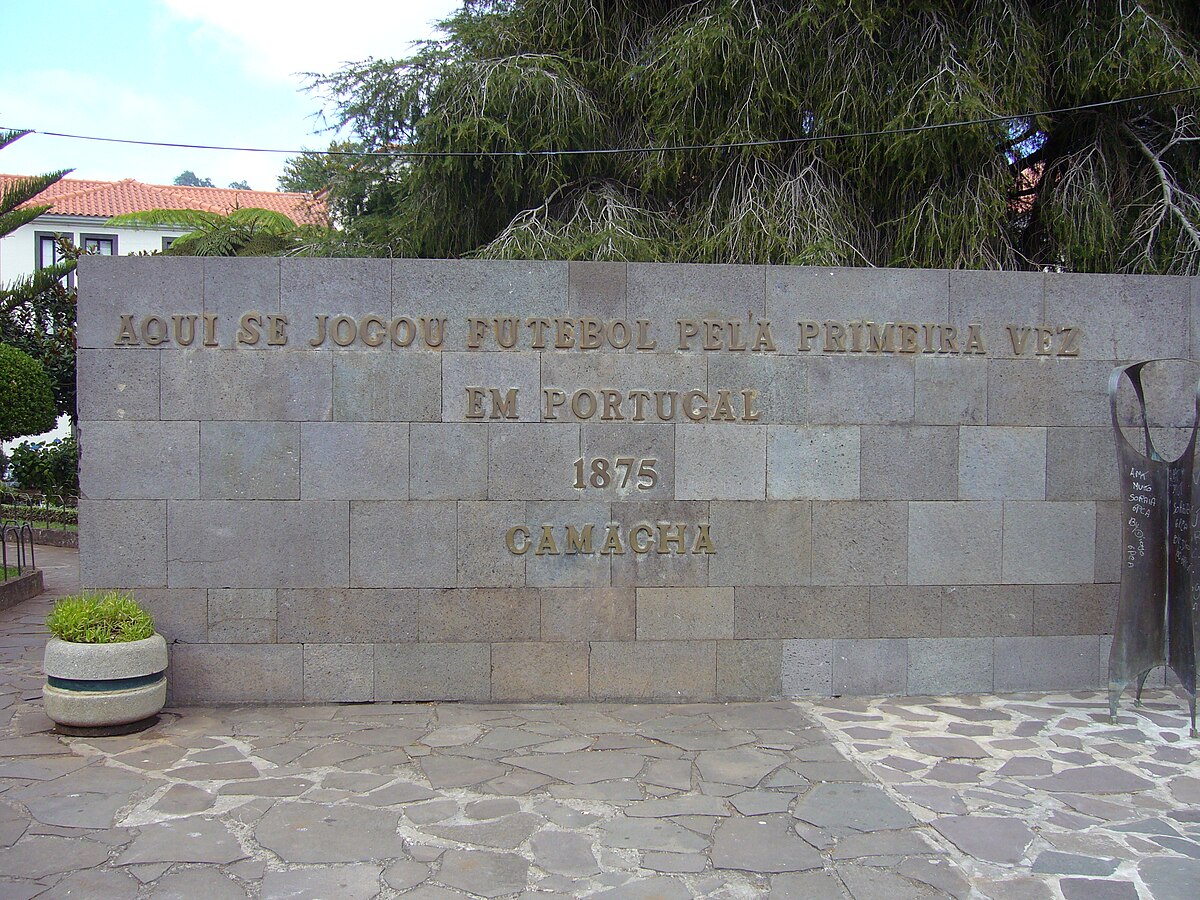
[278,140,379,233]
[174,170,216,188]
[0,343,56,443]
[0,130,77,422]
[305,0,1200,273]
[228,180,252,190]
[279,142,352,194]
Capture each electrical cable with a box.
[3,86,1196,160]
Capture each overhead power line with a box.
[3,87,1197,160]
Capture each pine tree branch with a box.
[1123,123,1200,261]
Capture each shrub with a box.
[0,343,56,442]
[8,438,78,496]
[46,591,155,643]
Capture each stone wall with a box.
[75,258,1197,703]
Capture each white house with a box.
[0,175,326,285]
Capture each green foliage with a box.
[1,132,78,421]
[6,438,79,496]
[174,170,215,188]
[0,344,56,442]
[0,500,77,529]
[46,591,155,644]
[228,180,252,190]
[303,0,1200,272]
[106,208,306,257]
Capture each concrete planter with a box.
[43,634,168,733]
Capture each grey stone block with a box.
[767,426,859,500]
[717,640,782,700]
[79,500,167,589]
[676,426,766,500]
[77,349,161,420]
[710,501,811,586]
[304,644,374,702]
[1002,501,1096,585]
[908,502,1002,585]
[280,258,390,337]
[492,642,589,701]
[708,355,809,425]
[457,501,527,587]
[392,258,567,348]
[524,500,612,587]
[488,424,581,500]
[767,267,950,342]
[569,260,627,318]
[907,637,994,694]
[541,353,709,423]
[1044,272,1189,361]
[1033,584,1119,635]
[160,350,332,421]
[130,588,207,643]
[987,359,1114,427]
[77,256,202,349]
[81,421,198,500]
[782,639,832,697]
[949,271,1044,355]
[350,501,455,588]
[333,352,442,422]
[580,424,675,500]
[958,426,1046,500]
[395,257,567,303]
[418,589,540,642]
[914,357,987,425]
[628,262,765,324]
[609,500,711,586]
[410,424,489,500]
[374,642,491,701]
[300,423,409,500]
[869,586,942,638]
[832,639,907,695]
[1193,276,1200,361]
[993,636,1102,691]
[170,644,303,703]
[941,585,1034,637]
[808,357,915,425]
[204,257,280,323]
[277,589,418,643]
[811,501,907,585]
[734,586,868,639]
[589,641,716,701]
[1094,501,1122,584]
[636,588,735,639]
[540,588,636,641]
[208,589,277,643]
[861,426,958,500]
[200,421,299,500]
[168,500,349,588]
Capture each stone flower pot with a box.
[43,634,168,734]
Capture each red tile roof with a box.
[0,174,327,226]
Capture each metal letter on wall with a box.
[1108,360,1198,736]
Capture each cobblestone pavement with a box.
[0,547,1196,899]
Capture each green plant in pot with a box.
[43,591,167,735]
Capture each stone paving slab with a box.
[0,547,1196,898]
[807,691,1200,900]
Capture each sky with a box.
[0,0,460,192]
